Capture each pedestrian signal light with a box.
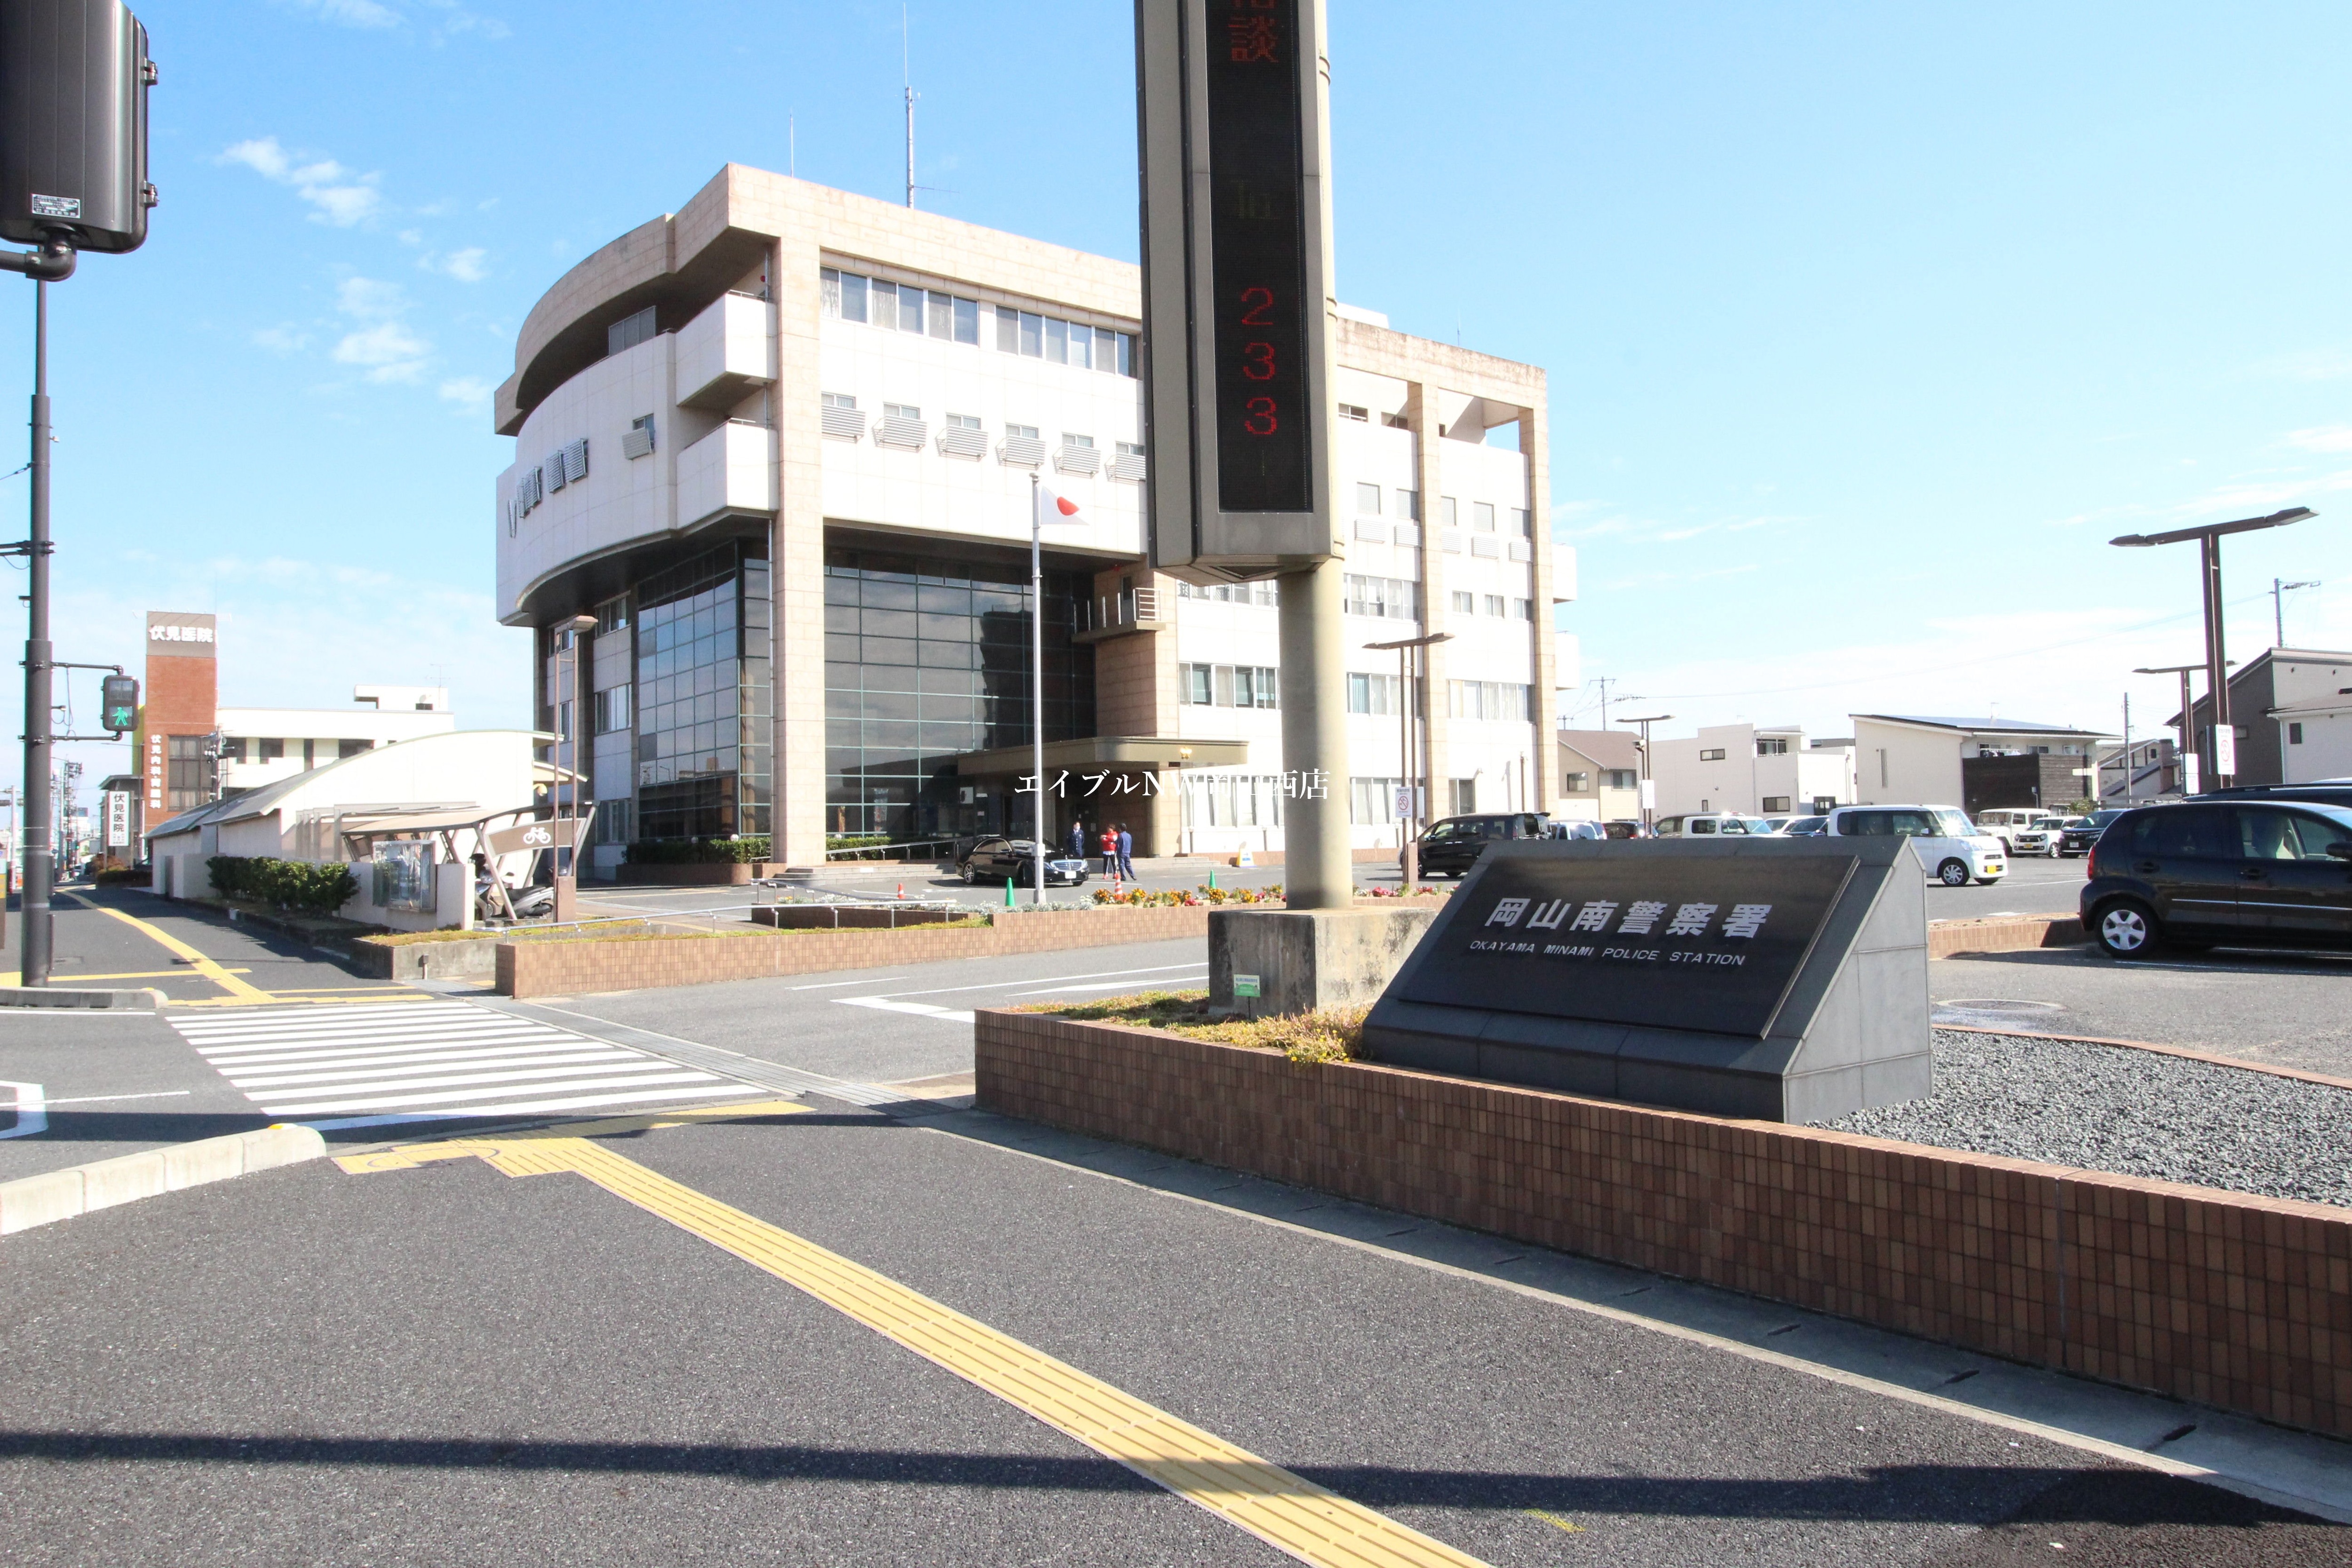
[100,673,137,732]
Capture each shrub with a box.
[625,836,772,866]
[93,867,145,887]
[206,855,360,915]
[1017,988,1368,1064]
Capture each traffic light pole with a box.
[20,278,53,985]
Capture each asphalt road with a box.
[8,1098,2335,1566]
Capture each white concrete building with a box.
[492,166,1571,871]
[1650,724,1856,818]
[216,685,455,796]
[2271,694,2352,783]
[1850,714,2114,811]
[144,730,540,931]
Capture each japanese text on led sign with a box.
[1205,0,1311,515]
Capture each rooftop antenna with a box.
[903,5,916,208]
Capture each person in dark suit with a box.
[1115,823,1135,881]
[1065,820,1088,862]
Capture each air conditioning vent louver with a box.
[820,405,865,440]
[1055,442,1101,475]
[877,415,928,450]
[938,426,988,459]
[1001,434,1044,467]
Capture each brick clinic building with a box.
[493,166,1573,875]
[138,611,220,836]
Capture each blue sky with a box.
[19,0,2351,801]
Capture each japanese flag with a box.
[1037,483,1087,527]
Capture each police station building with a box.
[494,165,1572,875]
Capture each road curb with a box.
[0,985,167,1011]
[0,1124,327,1236]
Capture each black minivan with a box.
[2080,800,2352,958]
[1408,813,1549,877]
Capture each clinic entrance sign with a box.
[1362,837,1931,1122]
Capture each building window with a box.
[1450,591,1474,615]
[596,596,631,634]
[1448,681,1533,721]
[594,685,633,735]
[1393,489,1420,522]
[1233,666,1278,709]
[1513,598,1534,620]
[1338,402,1369,422]
[2289,722,2304,744]
[1511,508,1533,538]
[1178,663,1276,708]
[1349,776,1403,824]
[1699,747,1726,761]
[1440,497,1458,528]
[1473,501,1496,532]
[1018,311,1043,356]
[1355,482,1381,514]
[1343,574,1418,620]
[1606,769,1638,790]
[1762,796,1790,813]
[1481,594,1505,618]
[1382,411,1409,428]
[1757,737,1788,756]
[337,739,371,760]
[1345,672,1400,715]
[637,540,774,841]
[257,738,283,762]
[1450,778,1477,815]
[606,306,656,356]
[595,799,634,845]
[219,737,247,764]
[165,734,215,811]
[1183,664,1212,705]
[1564,770,1590,793]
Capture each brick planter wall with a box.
[974,1009,2352,1440]
[1928,914,2085,957]
[495,904,1214,998]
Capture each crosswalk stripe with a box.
[170,1001,762,1124]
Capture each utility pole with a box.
[2273,577,2320,648]
[2112,508,2313,789]
[902,5,916,209]
[1618,713,1672,829]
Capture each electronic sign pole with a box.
[1137,0,1350,910]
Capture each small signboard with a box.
[1233,973,1262,999]
[1398,853,1855,1040]
[1362,837,1930,1122]
[485,817,584,856]
[103,790,130,849]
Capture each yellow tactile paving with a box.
[344,1118,1491,1568]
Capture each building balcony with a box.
[675,291,775,413]
[677,420,778,529]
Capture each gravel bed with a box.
[1812,1029,2352,1210]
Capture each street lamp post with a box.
[1366,631,1453,890]
[553,612,598,923]
[1617,713,1672,829]
[2133,661,2232,796]
[2111,507,2314,788]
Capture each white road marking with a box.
[35,1090,193,1106]
[834,997,978,1025]
[1012,975,1208,996]
[865,960,1211,1001]
[170,1001,759,1123]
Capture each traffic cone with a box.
[1002,879,1014,908]
[1208,869,1218,891]
[896,883,905,899]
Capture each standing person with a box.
[1115,822,1135,882]
[1100,824,1119,880]
[1065,819,1087,864]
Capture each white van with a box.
[1973,807,2066,855]
[1653,813,1773,837]
[1824,804,2006,886]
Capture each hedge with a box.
[624,836,772,866]
[207,855,359,915]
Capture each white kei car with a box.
[1821,804,2007,886]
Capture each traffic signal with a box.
[0,0,158,255]
[99,672,136,732]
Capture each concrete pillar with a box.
[769,229,828,866]
[1277,556,1351,908]
[1522,397,1555,815]
[1409,381,1454,821]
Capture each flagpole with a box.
[1030,472,1046,904]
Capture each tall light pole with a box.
[2112,507,2313,789]
[2134,661,2232,796]
[1617,713,1672,829]
[1366,630,1451,888]
[2273,577,2320,648]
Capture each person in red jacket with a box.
[1099,825,1119,879]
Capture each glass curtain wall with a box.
[633,541,771,842]
[824,544,1095,842]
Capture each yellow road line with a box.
[344,1123,1490,1568]
[59,892,275,1003]
[50,967,254,982]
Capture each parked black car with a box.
[1408,812,1549,877]
[958,837,1089,887]
[2058,808,2129,857]
[2199,780,2352,812]
[2080,799,2352,958]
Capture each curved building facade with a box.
[494,164,1572,874]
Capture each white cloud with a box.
[251,325,310,354]
[218,135,383,228]
[285,0,402,27]
[420,247,489,282]
[334,321,431,382]
[2281,425,2352,453]
[335,275,407,320]
[437,375,493,410]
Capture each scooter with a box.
[475,876,555,923]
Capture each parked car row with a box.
[1402,803,2008,884]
